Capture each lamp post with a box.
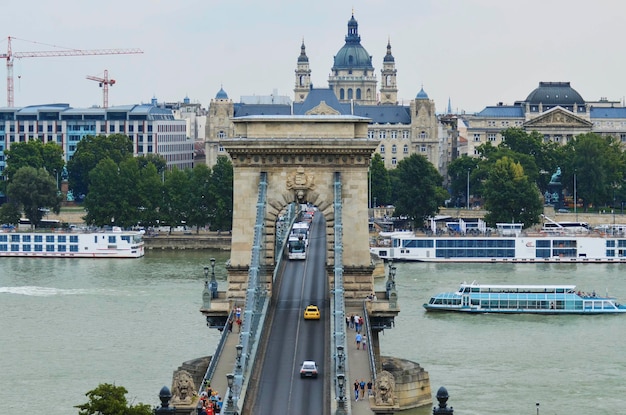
[337,345,345,371]
[209,257,218,299]
[236,344,243,371]
[224,373,237,415]
[466,169,470,209]
[202,266,211,310]
[53,169,59,191]
[574,172,577,221]
[536,402,540,415]
[336,373,347,415]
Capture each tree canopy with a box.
[7,166,61,227]
[67,134,134,199]
[3,139,64,183]
[389,154,447,228]
[370,153,391,207]
[75,383,151,415]
[483,156,543,226]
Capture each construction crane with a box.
[0,36,143,107]
[86,69,116,108]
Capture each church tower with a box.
[410,86,439,170]
[328,14,377,105]
[206,87,234,167]
[294,41,312,103]
[379,39,398,105]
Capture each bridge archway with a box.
[223,115,379,300]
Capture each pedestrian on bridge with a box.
[354,380,360,401]
[355,332,362,349]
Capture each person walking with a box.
[355,332,362,350]
[359,379,366,398]
[362,336,367,351]
[354,380,360,401]
[367,379,373,396]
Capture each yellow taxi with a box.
[303,305,321,320]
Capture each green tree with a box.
[483,156,543,227]
[210,156,233,231]
[447,155,479,207]
[560,133,625,209]
[7,166,61,228]
[188,163,213,232]
[67,134,133,199]
[0,201,22,225]
[4,139,64,182]
[162,167,191,232]
[83,158,124,227]
[499,128,559,191]
[389,154,446,228]
[136,154,167,177]
[75,383,151,415]
[370,153,390,207]
[135,161,163,227]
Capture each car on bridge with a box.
[303,305,320,320]
[300,360,318,378]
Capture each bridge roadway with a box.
[207,213,375,415]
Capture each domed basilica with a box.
[206,13,442,172]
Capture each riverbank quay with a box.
[143,232,231,250]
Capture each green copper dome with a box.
[332,14,373,71]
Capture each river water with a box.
[2,253,625,414]
[376,262,626,415]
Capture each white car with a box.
[299,360,318,378]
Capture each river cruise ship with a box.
[423,282,626,314]
[370,229,626,263]
[0,229,145,258]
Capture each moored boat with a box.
[423,281,626,314]
[0,228,145,258]
[370,231,626,263]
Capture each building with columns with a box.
[206,13,444,174]
[460,82,626,156]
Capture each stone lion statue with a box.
[170,369,196,405]
[375,370,396,406]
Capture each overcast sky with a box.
[3,0,625,114]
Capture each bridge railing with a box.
[197,308,235,395]
[225,172,269,414]
[362,301,377,384]
[332,172,350,412]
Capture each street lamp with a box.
[224,373,236,415]
[466,169,470,210]
[337,345,345,371]
[53,169,59,191]
[209,257,218,299]
[236,344,243,370]
[202,266,211,309]
[337,373,346,414]
[536,402,540,415]
[574,172,577,221]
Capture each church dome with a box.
[332,14,373,70]
[383,40,395,63]
[298,41,309,63]
[416,87,429,99]
[525,82,584,107]
[215,87,229,100]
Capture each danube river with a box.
[376,261,626,415]
[2,252,626,414]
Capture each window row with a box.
[367,130,411,139]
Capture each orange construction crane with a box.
[0,36,143,107]
[86,70,116,108]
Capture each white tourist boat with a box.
[424,281,626,314]
[0,228,145,258]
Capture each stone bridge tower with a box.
[222,115,379,300]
